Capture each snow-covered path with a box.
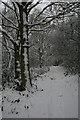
[28,66,78,118]
[3,66,78,118]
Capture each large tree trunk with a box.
[14,44,20,80]
[14,44,23,90]
[78,13,80,120]
[14,4,32,91]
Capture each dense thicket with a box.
[50,15,79,74]
[29,13,80,75]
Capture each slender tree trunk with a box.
[78,14,80,77]
[38,48,43,68]
[25,11,32,87]
[39,54,43,68]
[78,13,80,120]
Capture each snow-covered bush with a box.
[30,66,50,79]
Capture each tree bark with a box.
[15,4,32,91]
[78,14,80,77]
[25,10,32,87]
[38,47,43,68]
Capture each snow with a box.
[15,41,19,46]
[0,91,2,120]
[2,66,78,118]
[16,68,21,72]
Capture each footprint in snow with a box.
[64,72,68,77]
[26,94,29,97]
[22,93,25,96]
[1,106,3,111]
[16,112,18,114]
[19,92,21,95]
[41,89,44,91]
[24,105,29,109]
[50,77,56,80]
[14,99,20,103]
[50,78,54,80]
[11,99,20,104]
[4,96,6,99]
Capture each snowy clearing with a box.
[2,66,78,118]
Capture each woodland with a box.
[0,0,80,118]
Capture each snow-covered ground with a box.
[2,66,78,118]
[0,91,2,120]
[0,40,2,119]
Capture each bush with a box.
[61,56,78,74]
[53,59,63,66]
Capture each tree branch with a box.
[24,3,80,29]
[35,2,55,20]
[1,0,15,11]
[30,23,55,31]
[11,1,20,23]
[0,24,18,30]
[30,3,79,32]
[0,28,15,45]
[0,12,18,28]
[0,40,14,50]
[23,2,32,10]
[24,16,54,28]
[27,0,41,14]
[35,2,80,21]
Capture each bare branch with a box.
[37,3,79,26]
[16,2,23,8]
[24,16,53,28]
[24,3,80,29]
[30,3,80,32]
[11,1,20,23]
[0,12,18,28]
[30,29,44,31]
[0,40,14,50]
[0,28,15,45]
[29,43,34,48]
[23,2,32,10]
[35,2,80,20]
[27,1,41,14]
[28,13,65,29]
[1,0,14,11]
[23,44,34,48]
[30,24,55,32]
[35,2,55,19]
[0,24,18,30]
